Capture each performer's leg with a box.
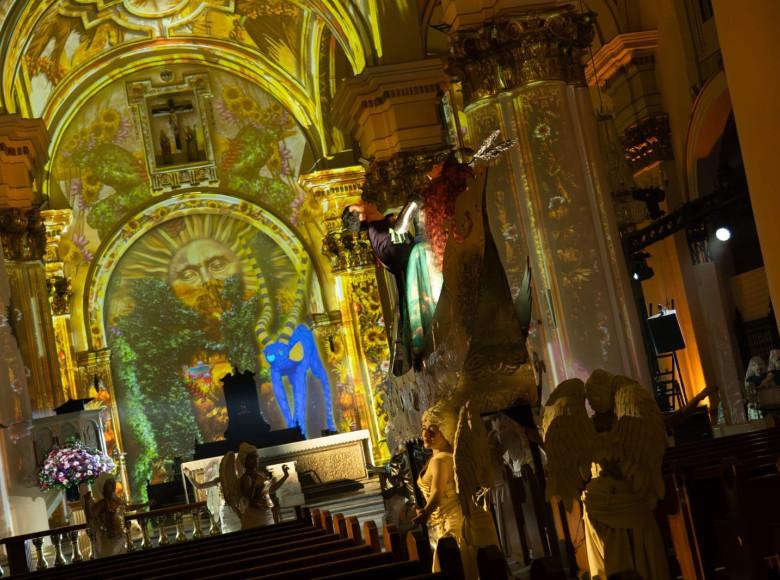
[271,368,293,426]
[311,359,336,432]
[292,366,308,437]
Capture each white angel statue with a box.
[412,399,501,580]
[744,356,767,420]
[542,370,669,580]
[185,443,289,533]
[761,349,780,388]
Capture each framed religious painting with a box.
[127,71,219,192]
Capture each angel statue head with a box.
[745,356,767,384]
[769,350,780,371]
[93,472,118,502]
[421,401,457,451]
[237,442,258,472]
[585,368,617,414]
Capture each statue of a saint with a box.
[744,356,766,420]
[160,132,173,165]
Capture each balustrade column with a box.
[448,7,650,386]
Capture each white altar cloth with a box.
[181,429,373,504]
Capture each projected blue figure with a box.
[263,324,336,438]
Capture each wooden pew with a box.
[9,510,464,580]
[15,520,317,579]
[661,427,780,579]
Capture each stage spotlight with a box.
[715,226,731,242]
[630,251,654,281]
[631,187,666,220]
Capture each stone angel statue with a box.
[412,399,501,580]
[542,370,670,580]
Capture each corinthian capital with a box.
[0,208,46,261]
[321,230,375,274]
[362,148,451,210]
[447,7,595,106]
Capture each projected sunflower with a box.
[104,212,331,496]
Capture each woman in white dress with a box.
[412,403,500,580]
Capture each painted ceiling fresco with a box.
[6,0,369,125]
[51,65,311,303]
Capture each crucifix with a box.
[151,97,193,151]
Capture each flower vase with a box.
[65,486,80,503]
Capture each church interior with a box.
[0,1,779,578]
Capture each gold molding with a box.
[447,7,595,106]
[585,31,659,87]
[362,148,450,210]
[0,114,49,208]
[622,114,673,173]
[321,230,375,275]
[41,209,71,267]
[0,208,46,261]
[299,165,365,234]
[332,59,450,160]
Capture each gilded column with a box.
[332,58,452,209]
[300,167,391,463]
[41,209,81,403]
[448,7,650,386]
[75,349,129,499]
[0,208,65,411]
[0,114,50,535]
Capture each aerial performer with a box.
[342,132,516,372]
[380,132,536,579]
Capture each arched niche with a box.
[684,70,732,201]
[84,191,324,351]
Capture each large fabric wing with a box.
[220,451,242,517]
[453,401,494,515]
[612,379,667,499]
[542,381,596,510]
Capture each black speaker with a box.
[647,310,686,354]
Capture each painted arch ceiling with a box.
[0,0,382,359]
[1,1,373,136]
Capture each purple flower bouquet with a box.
[37,440,115,492]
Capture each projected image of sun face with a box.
[105,211,311,494]
[168,239,243,320]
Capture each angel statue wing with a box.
[453,401,495,516]
[541,379,598,510]
[611,377,667,500]
[220,452,242,516]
